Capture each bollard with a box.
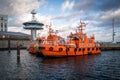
[17,41,20,63]
[8,38,11,53]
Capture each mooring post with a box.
[8,36,11,53]
[17,41,20,63]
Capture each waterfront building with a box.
[0,14,8,32]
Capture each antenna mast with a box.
[112,19,115,43]
[31,10,36,21]
[78,20,86,32]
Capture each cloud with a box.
[52,11,83,21]
[61,0,74,11]
[0,0,46,17]
[8,26,30,34]
[88,8,120,28]
[74,0,120,12]
[0,0,46,27]
[1,0,120,42]
[99,8,120,20]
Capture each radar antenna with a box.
[46,22,53,35]
[78,20,87,32]
[31,9,37,21]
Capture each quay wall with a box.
[0,39,120,51]
[0,39,31,50]
[100,42,120,50]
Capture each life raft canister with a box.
[49,47,53,51]
[59,48,63,52]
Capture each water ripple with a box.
[0,50,120,80]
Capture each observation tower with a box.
[23,10,44,41]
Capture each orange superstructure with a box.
[39,21,101,57]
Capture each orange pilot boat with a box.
[29,37,45,56]
[39,21,101,57]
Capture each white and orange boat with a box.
[39,21,101,57]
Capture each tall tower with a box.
[0,15,8,32]
[23,10,44,41]
[112,19,115,43]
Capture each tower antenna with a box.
[112,18,115,43]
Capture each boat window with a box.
[74,48,77,51]
[83,48,85,51]
[99,48,101,50]
[88,39,92,43]
[88,48,90,51]
[96,48,98,50]
[92,48,94,50]
[48,41,53,45]
[73,36,79,40]
[59,38,65,44]
[80,37,84,41]
[79,48,81,51]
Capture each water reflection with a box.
[41,55,101,79]
[17,57,20,64]
[0,50,120,80]
[42,55,98,65]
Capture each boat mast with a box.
[46,23,53,35]
[78,20,86,33]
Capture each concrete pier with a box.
[0,39,30,50]
[0,38,120,51]
[100,42,120,50]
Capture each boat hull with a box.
[40,46,101,57]
[29,43,44,56]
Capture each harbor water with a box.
[0,50,120,80]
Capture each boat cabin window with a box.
[79,48,81,51]
[80,37,84,41]
[82,48,85,51]
[96,48,98,50]
[59,38,65,44]
[99,48,101,50]
[88,39,92,43]
[48,41,53,45]
[73,36,79,40]
[88,48,90,51]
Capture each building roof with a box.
[0,31,30,40]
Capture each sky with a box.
[0,0,120,42]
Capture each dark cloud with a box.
[56,0,120,28]
[0,0,12,15]
[96,0,120,11]
[74,0,120,12]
